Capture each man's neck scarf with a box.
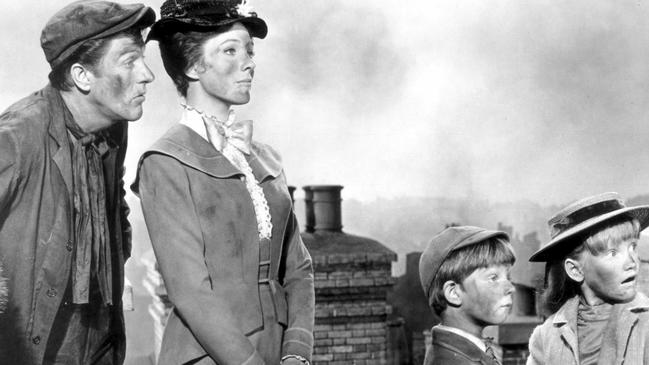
[66,118,114,305]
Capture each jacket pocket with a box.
[270,280,288,326]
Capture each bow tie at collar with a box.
[181,103,253,155]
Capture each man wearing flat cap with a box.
[0,1,155,364]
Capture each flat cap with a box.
[419,226,509,301]
[41,0,156,69]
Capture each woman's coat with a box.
[133,124,315,365]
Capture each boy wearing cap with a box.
[527,192,649,365]
[419,226,516,365]
[0,1,155,364]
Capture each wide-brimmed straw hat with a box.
[529,192,649,262]
[147,0,267,42]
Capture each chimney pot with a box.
[304,185,344,232]
[303,186,315,232]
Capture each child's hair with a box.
[541,216,640,315]
[430,236,516,316]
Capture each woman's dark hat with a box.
[530,192,649,262]
[147,0,267,42]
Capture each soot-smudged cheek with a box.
[476,282,504,312]
[108,73,130,99]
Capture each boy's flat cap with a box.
[419,226,509,299]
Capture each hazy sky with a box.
[3,0,649,204]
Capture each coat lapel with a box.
[554,296,580,364]
[134,124,241,189]
[600,293,649,365]
[45,86,73,198]
[248,143,282,183]
[133,124,284,194]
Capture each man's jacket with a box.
[0,84,131,364]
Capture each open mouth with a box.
[622,276,636,284]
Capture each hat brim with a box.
[146,16,267,42]
[529,205,649,262]
[50,6,156,69]
[452,229,510,252]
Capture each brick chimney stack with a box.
[301,185,397,365]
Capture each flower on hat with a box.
[236,0,256,17]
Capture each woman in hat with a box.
[526,192,649,365]
[132,1,314,364]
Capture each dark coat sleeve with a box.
[138,153,266,365]
[107,121,132,260]
[0,128,19,215]
[280,211,315,360]
[0,131,11,311]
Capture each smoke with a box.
[3,0,649,204]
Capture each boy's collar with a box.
[435,324,487,352]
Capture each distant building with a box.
[386,252,433,365]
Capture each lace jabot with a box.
[221,143,273,240]
[180,104,273,240]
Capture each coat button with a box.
[46,288,57,297]
[32,336,40,345]
[66,241,73,252]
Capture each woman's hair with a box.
[158,23,250,97]
[49,27,144,91]
[540,216,640,316]
[430,236,516,316]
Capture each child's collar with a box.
[435,324,487,352]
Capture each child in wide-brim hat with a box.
[527,192,649,365]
